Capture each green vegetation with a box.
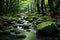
[16,33,26,38]
[37,21,56,30]
[0,0,60,40]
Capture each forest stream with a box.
[0,0,60,40]
[0,16,60,40]
[0,30,60,40]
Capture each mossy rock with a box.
[11,21,16,24]
[20,21,24,24]
[4,29,10,33]
[37,21,56,30]
[32,16,38,20]
[4,29,10,35]
[56,22,60,28]
[56,33,60,38]
[36,20,41,25]
[0,30,3,33]
[22,24,29,29]
[15,30,21,34]
[28,19,33,22]
[13,25,17,28]
[11,18,17,21]
[16,34,26,38]
[17,20,24,24]
[32,21,37,24]
[7,26,13,29]
[0,30,4,35]
[1,16,17,25]
[10,28,16,32]
[55,22,60,32]
[37,21,58,36]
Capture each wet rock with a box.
[16,34,26,39]
[13,25,17,28]
[36,24,58,36]
[10,28,16,32]
[56,33,60,38]
[0,30,4,34]
[3,29,10,35]
[15,30,21,34]
[22,24,29,29]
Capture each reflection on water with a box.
[0,31,60,40]
[10,32,16,35]
[24,32,60,40]
[24,32,37,40]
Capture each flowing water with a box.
[0,15,60,40]
[0,30,60,40]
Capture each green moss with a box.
[16,34,26,38]
[37,21,58,36]
[4,29,10,33]
[28,18,33,22]
[56,22,60,28]
[0,30,3,33]
[10,28,16,32]
[15,30,21,34]
[32,21,37,24]
[37,21,56,30]
[3,29,10,35]
[23,23,29,29]
[17,20,24,24]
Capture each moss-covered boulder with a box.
[0,30,3,34]
[16,34,26,39]
[0,30,4,35]
[17,20,24,24]
[56,22,60,28]
[22,23,29,29]
[15,30,21,34]
[56,33,60,38]
[28,18,33,22]
[37,21,58,36]
[4,29,11,35]
[10,28,16,32]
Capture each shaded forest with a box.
[0,0,60,40]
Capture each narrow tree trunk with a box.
[41,0,45,16]
[0,0,4,14]
[48,0,57,18]
[36,0,41,13]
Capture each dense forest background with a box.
[0,0,60,40]
[0,0,60,19]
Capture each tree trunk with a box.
[41,0,45,16]
[48,0,57,18]
[36,0,41,13]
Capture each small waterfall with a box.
[17,26,24,30]
[17,24,24,30]
[23,20,29,23]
